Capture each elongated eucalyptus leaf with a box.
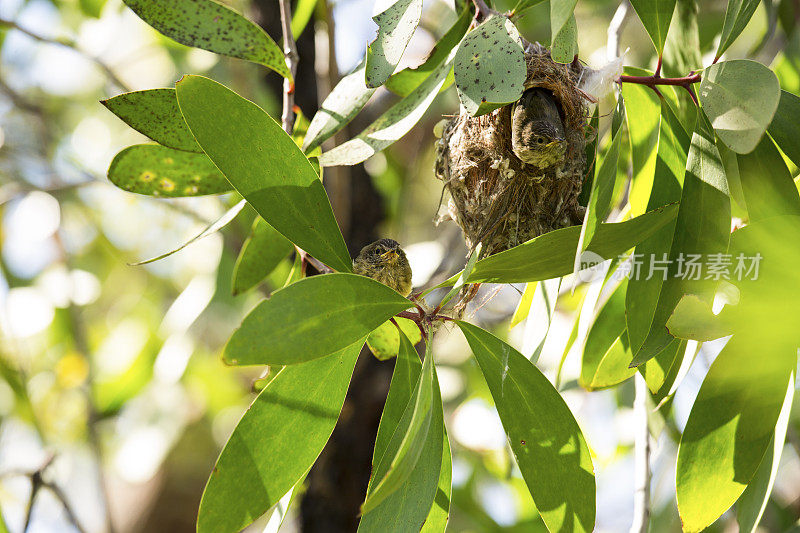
[666,294,735,341]
[550,0,578,52]
[365,0,424,88]
[575,98,624,272]
[421,435,451,533]
[303,60,376,153]
[232,217,294,295]
[580,281,636,390]
[362,336,436,513]
[662,0,702,131]
[457,321,595,533]
[454,15,527,116]
[626,101,690,355]
[459,203,679,284]
[716,0,762,60]
[224,273,410,365]
[631,115,730,367]
[359,334,443,529]
[522,277,561,363]
[123,0,290,78]
[102,89,201,152]
[509,282,537,329]
[176,75,352,272]
[197,341,362,532]
[736,378,795,533]
[108,144,231,197]
[319,44,458,166]
[290,0,317,38]
[767,90,800,168]
[699,60,780,154]
[385,6,472,97]
[550,12,578,63]
[676,334,795,533]
[737,134,800,222]
[628,0,677,55]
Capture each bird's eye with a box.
[536,137,545,144]
[374,246,384,255]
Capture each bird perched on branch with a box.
[353,239,413,297]
[511,87,567,169]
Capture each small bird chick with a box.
[353,239,413,297]
[511,87,567,169]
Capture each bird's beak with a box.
[545,140,564,148]
[381,249,398,263]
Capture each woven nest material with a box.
[435,43,592,257]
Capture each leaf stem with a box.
[471,0,495,21]
[617,71,701,105]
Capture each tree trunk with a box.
[252,2,392,530]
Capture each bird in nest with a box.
[353,238,413,297]
[510,87,567,169]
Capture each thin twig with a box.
[607,2,629,61]
[630,373,651,533]
[0,18,130,92]
[617,71,701,104]
[277,0,299,134]
[471,0,496,21]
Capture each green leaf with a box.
[366,317,422,360]
[580,281,636,390]
[80,0,108,18]
[767,90,800,168]
[176,75,351,272]
[716,0,762,60]
[629,0,677,55]
[662,0,702,131]
[385,6,472,97]
[631,115,730,367]
[303,60,376,153]
[457,321,595,533]
[101,89,201,152]
[197,341,362,533]
[122,0,290,78]
[626,100,690,355]
[676,334,795,533]
[439,243,481,310]
[421,434,451,533]
[575,98,625,271]
[359,333,443,528]
[454,15,527,116]
[224,273,410,366]
[319,43,459,166]
[107,144,231,197]
[509,282,537,329]
[736,378,795,533]
[549,0,578,52]
[550,11,578,64]
[362,334,436,513]
[737,134,800,222]
[666,294,735,341]
[511,0,547,17]
[290,0,317,38]
[639,338,688,403]
[365,0,424,88]
[524,277,561,364]
[232,217,294,295]
[131,200,246,266]
[699,59,780,154]
[461,204,679,284]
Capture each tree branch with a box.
[278,0,300,134]
[617,71,701,104]
[630,374,651,533]
[0,18,131,92]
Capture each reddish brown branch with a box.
[617,71,701,105]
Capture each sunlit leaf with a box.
[666,294,735,341]
[385,6,472,97]
[359,333,443,528]
[319,44,459,166]
[509,282,537,329]
[176,75,352,272]
[550,0,578,58]
[102,89,201,152]
[290,0,317,38]
[366,317,422,360]
[454,15,526,116]
[420,435,451,533]
[629,0,677,55]
[224,273,410,365]
[737,134,800,222]
[676,335,795,533]
[550,12,578,63]
[197,341,362,532]
[457,321,595,533]
[122,0,290,78]
[108,144,230,197]
[365,0,423,88]
[699,60,780,154]
[362,334,436,513]
[232,217,294,295]
[767,90,800,168]
[716,0,762,60]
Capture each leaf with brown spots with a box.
[107,144,231,197]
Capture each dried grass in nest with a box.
[435,43,592,258]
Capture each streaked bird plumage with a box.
[511,87,567,169]
[352,239,413,297]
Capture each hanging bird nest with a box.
[434,43,593,257]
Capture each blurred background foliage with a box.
[0,0,799,531]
